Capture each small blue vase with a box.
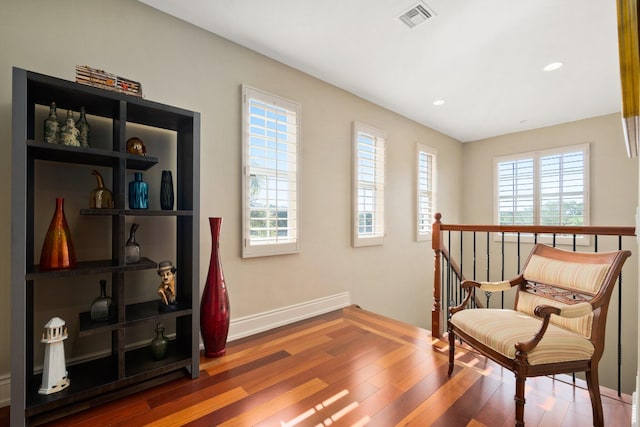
[129,172,148,209]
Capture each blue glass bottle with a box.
[129,172,148,209]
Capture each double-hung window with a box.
[242,86,300,257]
[352,122,385,247]
[495,143,589,244]
[417,144,437,241]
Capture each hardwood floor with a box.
[3,305,632,426]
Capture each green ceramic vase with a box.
[150,323,169,360]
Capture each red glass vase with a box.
[200,217,230,357]
[39,197,77,271]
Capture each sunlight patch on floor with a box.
[281,389,361,427]
[538,395,557,411]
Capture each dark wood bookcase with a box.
[10,68,200,426]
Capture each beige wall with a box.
[462,113,637,227]
[1,0,637,402]
[0,0,462,389]
[462,114,639,393]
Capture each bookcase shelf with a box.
[11,67,200,426]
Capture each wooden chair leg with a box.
[447,330,455,376]
[514,373,526,427]
[586,366,604,427]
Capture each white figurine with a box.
[39,317,70,395]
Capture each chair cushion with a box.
[523,254,611,295]
[517,291,593,339]
[450,308,594,365]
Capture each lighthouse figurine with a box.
[39,317,70,395]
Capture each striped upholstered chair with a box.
[447,244,631,427]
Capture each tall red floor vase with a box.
[200,217,230,357]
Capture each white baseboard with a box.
[0,293,351,408]
[633,375,639,427]
[0,373,9,407]
[227,292,351,341]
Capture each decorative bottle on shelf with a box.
[90,280,114,322]
[60,110,80,147]
[149,322,169,360]
[125,223,141,264]
[39,197,77,271]
[160,170,174,210]
[200,217,230,357]
[43,102,60,144]
[76,106,90,147]
[128,172,149,209]
[89,169,114,209]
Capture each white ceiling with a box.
[138,0,622,142]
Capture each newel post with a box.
[432,213,443,338]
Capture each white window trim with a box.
[352,121,385,247]
[416,143,437,242]
[493,143,590,246]
[242,85,301,258]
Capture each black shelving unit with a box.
[11,68,200,426]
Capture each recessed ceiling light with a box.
[433,99,445,106]
[543,62,563,71]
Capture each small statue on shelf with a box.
[126,137,147,156]
[157,260,177,312]
[39,317,70,395]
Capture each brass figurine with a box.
[157,260,177,312]
[126,137,147,156]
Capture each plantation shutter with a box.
[242,86,300,257]
[353,122,385,247]
[497,157,535,226]
[417,145,436,240]
[539,150,585,226]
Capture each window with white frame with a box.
[242,86,300,257]
[417,144,437,241]
[352,122,385,247]
[495,143,589,243]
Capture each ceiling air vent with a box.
[398,2,436,28]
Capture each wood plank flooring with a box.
[3,305,632,426]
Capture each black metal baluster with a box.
[501,232,505,308]
[617,235,623,396]
[460,231,463,308]
[473,232,477,308]
[517,233,521,274]
[485,232,490,307]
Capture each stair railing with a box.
[432,212,636,395]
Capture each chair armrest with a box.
[559,302,593,318]
[515,310,553,353]
[461,279,517,292]
[533,302,592,319]
[450,279,518,315]
[515,302,593,354]
[479,280,515,292]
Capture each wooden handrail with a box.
[439,223,635,236]
[431,213,636,338]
